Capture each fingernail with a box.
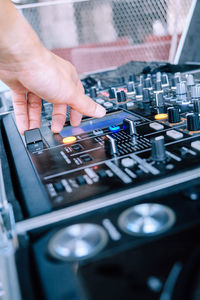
[51,124,63,133]
[95,104,106,118]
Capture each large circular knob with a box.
[118,203,175,236]
[116,90,126,102]
[48,224,108,261]
[104,135,119,156]
[187,113,200,131]
[167,107,180,123]
[151,136,166,162]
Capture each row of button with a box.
[53,168,109,193]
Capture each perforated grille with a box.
[16,0,193,73]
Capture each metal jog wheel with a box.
[48,223,108,261]
[118,203,176,236]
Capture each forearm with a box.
[0,1,105,134]
[0,0,45,66]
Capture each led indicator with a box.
[109,125,120,133]
[62,136,77,144]
[154,114,168,120]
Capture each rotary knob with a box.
[116,90,126,102]
[194,99,200,114]
[129,74,136,82]
[139,75,145,85]
[155,81,162,92]
[127,81,135,93]
[135,84,143,97]
[104,135,119,156]
[176,82,187,101]
[167,107,180,123]
[161,74,169,87]
[118,77,125,84]
[187,113,200,131]
[191,85,200,99]
[151,136,166,162]
[144,78,152,89]
[108,87,116,99]
[186,74,194,87]
[155,93,164,107]
[143,89,151,103]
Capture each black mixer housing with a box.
[1,61,200,300]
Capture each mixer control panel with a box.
[2,62,200,218]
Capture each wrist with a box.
[0,1,46,72]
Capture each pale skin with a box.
[0,0,106,134]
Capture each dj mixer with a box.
[1,61,200,300]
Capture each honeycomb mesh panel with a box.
[16,0,193,73]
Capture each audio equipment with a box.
[1,61,200,300]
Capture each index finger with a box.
[68,80,106,118]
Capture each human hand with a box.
[0,49,106,134]
[0,1,106,134]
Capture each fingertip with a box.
[94,104,106,118]
[51,123,64,133]
[19,130,25,135]
[70,120,81,127]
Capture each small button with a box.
[166,164,174,170]
[166,130,183,140]
[71,144,82,151]
[154,113,168,120]
[97,169,107,179]
[53,182,65,193]
[63,136,77,144]
[126,102,134,109]
[109,125,120,133]
[96,98,105,105]
[121,157,135,168]
[149,122,164,131]
[81,154,92,162]
[93,129,103,136]
[104,102,113,109]
[76,175,86,185]
[191,140,200,151]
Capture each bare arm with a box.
[0,0,105,134]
